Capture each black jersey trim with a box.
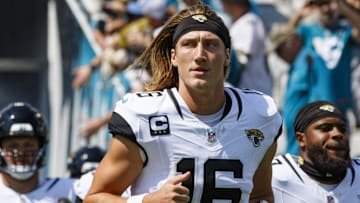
[285,155,304,183]
[109,113,149,167]
[109,112,137,143]
[273,124,283,144]
[113,135,149,167]
[75,196,83,203]
[220,91,232,121]
[167,89,183,119]
[350,165,355,186]
[228,88,242,120]
[46,178,60,191]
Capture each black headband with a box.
[172,14,231,48]
[294,101,346,133]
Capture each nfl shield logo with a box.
[207,129,217,143]
[327,196,334,203]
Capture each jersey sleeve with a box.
[244,89,283,143]
[108,94,139,143]
[263,94,283,143]
[108,91,165,142]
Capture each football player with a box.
[272,101,360,202]
[68,146,131,202]
[68,146,106,203]
[67,146,105,178]
[84,2,282,203]
[0,102,77,203]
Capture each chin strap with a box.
[6,165,37,180]
[298,156,346,183]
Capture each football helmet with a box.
[0,102,48,180]
[67,146,105,178]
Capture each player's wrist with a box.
[127,193,148,203]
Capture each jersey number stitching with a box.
[177,158,243,203]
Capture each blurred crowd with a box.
[1,0,360,202]
[266,0,360,154]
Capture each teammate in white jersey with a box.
[0,102,77,203]
[272,101,360,203]
[84,2,283,203]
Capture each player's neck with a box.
[1,172,39,194]
[195,101,225,126]
[178,86,225,115]
[298,156,346,184]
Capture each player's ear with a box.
[296,132,306,148]
[225,48,230,67]
[171,48,178,67]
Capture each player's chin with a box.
[190,79,211,88]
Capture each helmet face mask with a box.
[0,102,48,180]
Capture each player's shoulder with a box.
[228,87,279,117]
[32,177,77,201]
[352,157,360,171]
[42,177,77,189]
[120,90,165,105]
[272,153,300,180]
[349,158,360,186]
[272,153,294,168]
[114,89,167,115]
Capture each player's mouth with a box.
[325,144,348,156]
[191,67,209,75]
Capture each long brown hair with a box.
[133,2,231,91]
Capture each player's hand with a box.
[143,172,191,203]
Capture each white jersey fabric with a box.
[74,170,131,200]
[109,87,282,203]
[73,171,95,200]
[230,12,272,96]
[0,176,77,203]
[272,153,360,203]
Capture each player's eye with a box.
[181,40,196,47]
[205,40,218,49]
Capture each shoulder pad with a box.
[116,91,166,115]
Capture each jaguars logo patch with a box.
[192,14,207,23]
[246,129,264,147]
[206,129,217,143]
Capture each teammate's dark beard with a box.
[302,143,352,183]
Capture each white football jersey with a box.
[109,87,282,203]
[272,153,360,203]
[0,176,77,203]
